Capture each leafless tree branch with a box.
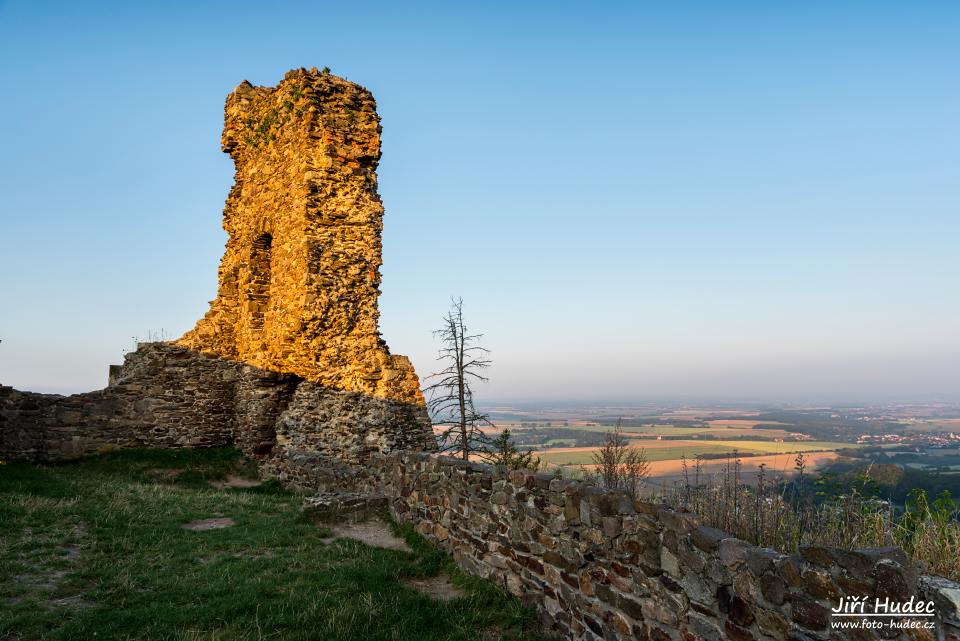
[425,298,494,459]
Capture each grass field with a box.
[534,440,858,467]
[0,449,542,641]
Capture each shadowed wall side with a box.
[0,343,434,464]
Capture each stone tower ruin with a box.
[179,69,423,407]
[1,68,435,472]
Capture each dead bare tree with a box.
[424,298,492,459]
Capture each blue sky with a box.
[1,1,957,402]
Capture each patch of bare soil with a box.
[146,468,182,482]
[403,574,464,601]
[11,523,91,610]
[181,518,235,531]
[48,594,94,610]
[210,475,262,489]
[322,518,411,552]
[196,550,276,565]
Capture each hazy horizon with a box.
[1,1,958,402]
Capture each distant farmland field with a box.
[501,423,794,439]
[906,419,960,432]
[534,440,858,467]
[642,451,842,488]
[623,424,792,438]
[705,419,788,429]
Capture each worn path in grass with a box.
[0,449,544,641]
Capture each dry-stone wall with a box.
[280,450,960,641]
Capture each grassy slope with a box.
[0,450,543,641]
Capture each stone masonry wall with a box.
[0,342,433,463]
[1,343,245,460]
[279,451,960,641]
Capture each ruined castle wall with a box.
[2,69,434,463]
[1,344,261,461]
[278,451,960,641]
[0,343,433,463]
